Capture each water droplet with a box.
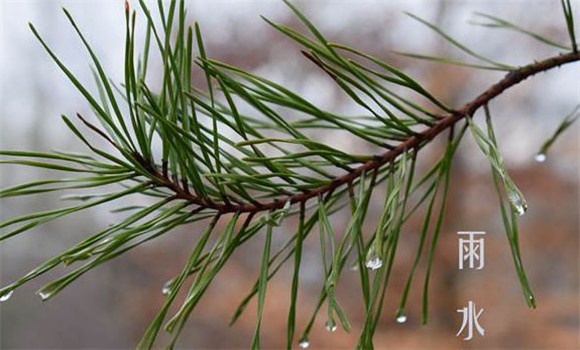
[396,315,407,323]
[507,190,528,216]
[37,291,50,301]
[365,257,383,270]
[161,279,174,295]
[298,338,310,348]
[512,198,527,216]
[325,319,337,332]
[0,290,13,302]
[365,241,383,270]
[534,153,546,163]
[36,283,61,301]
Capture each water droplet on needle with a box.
[37,291,50,301]
[365,257,382,270]
[534,153,546,163]
[396,315,407,323]
[513,198,527,216]
[0,290,13,302]
[325,320,337,332]
[161,279,173,295]
[507,191,528,216]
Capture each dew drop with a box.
[395,308,407,323]
[161,279,174,295]
[396,315,407,323]
[365,242,383,270]
[507,191,528,216]
[37,291,50,301]
[534,153,546,163]
[36,283,61,301]
[298,338,310,348]
[325,320,337,332]
[512,199,527,216]
[365,257,383,270]
[0,290,13,302]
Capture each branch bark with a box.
[148,51,580,214]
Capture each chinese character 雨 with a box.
[458,231,485,270]
[456,300,485,340]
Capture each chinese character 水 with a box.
[456,300,485,340]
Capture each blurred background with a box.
[1,1,578,349]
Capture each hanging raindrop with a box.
[512,198,527,216]
[365,256,383,270]
[37,291,50,301]
[161,279,174,295]
[325,319,337,332]
[395,308,407,323]
[534,153,546,163]
[507,190,528,216]
[298,338,310,348]
[515,204,525,216]
[365,241,383,270]
[0,290,13,302]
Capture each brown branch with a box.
[142,51,580,214]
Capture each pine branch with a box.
[132,51,580,214]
